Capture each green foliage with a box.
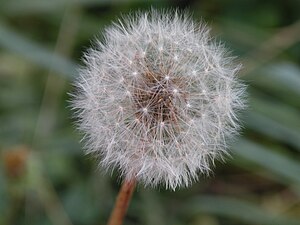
[0,0,300,225]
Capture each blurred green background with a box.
[1,0,300,225]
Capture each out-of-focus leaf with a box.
[1,0,110,14]
[63,184,98,224]
[183,195,300,225]
[216,18,270,49]
[139,189,166,225]
[250,96,300,130]
[0,112,37,146]
[27,153,73,225]
[247,95,300,150]
[0,0,164,15]
[245,111,300,150]
[233,138,300,185]
[0,24,77,79]
[263,63,300,96]
[0,171,8,223]
[247,63,300,100]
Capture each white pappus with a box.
[71,9,246,190]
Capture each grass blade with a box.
[0,24,77,79]
[183,195,300,225]
[245,111,300,150]
[233,138,300,185]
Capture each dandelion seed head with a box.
[71,9,246,190]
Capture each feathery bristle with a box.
[71,9,246,190]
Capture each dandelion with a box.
[71,9,246,225]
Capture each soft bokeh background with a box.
[1,0,300,225]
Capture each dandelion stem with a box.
[107,179,136,225]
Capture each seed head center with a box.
[133,72,184,129]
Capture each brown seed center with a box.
[133,71,186,133]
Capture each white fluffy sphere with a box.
[72,10,246,190]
